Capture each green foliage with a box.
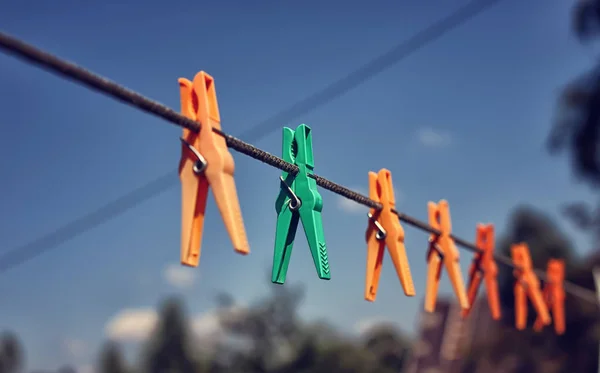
[78,274,411,373]
[548,0,600,238]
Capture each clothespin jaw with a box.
[533,259,566,335]
[511,243,551,330]
[178,71,250,267]
[364,169,415,302]
[272,124,330,284]
[424,200,469,312]
[462,224,501,320]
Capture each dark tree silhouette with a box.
[548,0,600,238]
[0,332,23,373]
[466,205,600,373]
[143,298,196,373]
[98,342,128,373]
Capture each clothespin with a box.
[364,169,415,301]
[271,124,330,284]
[462,224,501,320]
[178,71,250,267]
[533,259,566,335]
[425,200,469,312]
[511,243,551,330]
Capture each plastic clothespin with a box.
[511,243,551,330]
[462,224,501,320]
[271,124,330,284]
[425,200,470,312]
[533,259,566,335]
[364,169,415,302]
[178,71,250,267]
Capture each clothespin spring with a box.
[180,138,208,174]
[279,176,302,211]
[367,212,386,240]
[428,237,444,258]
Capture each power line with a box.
[2,0,595,305]
[0,0,504,273]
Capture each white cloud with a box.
[353,318,395,335]
[77,364,94,373]
[105,308,158,342]
[63,338,88,358]
[103,305,249,345]
[416,128,452,147]
[191,305,248,340]
[163,264,196,288]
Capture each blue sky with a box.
[0,0,597,370]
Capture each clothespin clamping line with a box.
[364,169,415,301]
[463,223,501,320]
[425,200,469,312]
[178,71,250,267]
[511,243,551,330]
[272,124,330,284]
[533,259,566,335]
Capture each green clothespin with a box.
[272,124,330,284]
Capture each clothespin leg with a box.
[462,268,482,318]
[209,171,250,255]
[365,225,385,301]
[425,250,443,312]
[444,248,470,310]
[484,274,502,320]
[385,234,416,296]
[299,207,331,280]
[272,202,300,284]
[553,300,566,335]
[533,288,550,332]
[515,282,527,330]
[529,284,552,326]
[180,173,209,267]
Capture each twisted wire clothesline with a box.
[0,0,506,274]
[0,31,597,306]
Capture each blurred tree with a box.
[547,0,600,238]
[211,272,413,373]
[142,297,196,373]
[361,323,411,373]
[496,206,577,313]
[56,366,76,373]
[0,332,23,373]
[98,342,128,373]
[466,205,600,372]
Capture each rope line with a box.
[2,1,597,305]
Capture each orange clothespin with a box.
[365,169,415,301]
[511,243,551,330]
[178,71,250,267]
[533,259,566,335]
[425,200,469,312]
[462,224,501,320]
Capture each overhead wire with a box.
[1,0,597,305]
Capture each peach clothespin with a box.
[365,169,415,301]
[178,71,250,267]
[511,243,551,330]
[533,259,566,335]
[425,200,469,312]
[462,224,501,320]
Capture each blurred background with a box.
[2,0,600,372]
